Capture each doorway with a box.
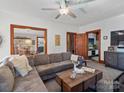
[10,24,47,55]
[86,29,101,63]
[66,32,76,54]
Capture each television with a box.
[111,30,124,46]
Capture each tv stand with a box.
[104,51,124,71]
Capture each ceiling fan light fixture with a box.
[59,8,69,15]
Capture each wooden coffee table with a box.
[56,69,103,92]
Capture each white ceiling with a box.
[0,0,124,26]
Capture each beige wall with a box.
[0,11,79,61]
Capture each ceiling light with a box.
[59,8,69,15]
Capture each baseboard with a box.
[99,60,104,64]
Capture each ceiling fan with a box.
[41,0,95,19]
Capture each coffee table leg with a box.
[95,75,98,91]
[94,75,97,92]
[94,83,97,92]
[88,84,97,92]
[91,75,97,92]
[61,80,63,92]
[88,75,97,92]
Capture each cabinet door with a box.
[118,53,124,70]
[104,52,117,67]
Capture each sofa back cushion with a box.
[49,53,62,63]
[62,52,71,61]
[0,66,14,92]
[27,55,35,67]
[34,54,50,66]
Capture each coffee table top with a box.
[56,69,102,88]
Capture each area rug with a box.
[87,61,122,92]
[44,61,122,92]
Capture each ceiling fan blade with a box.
[41,8,58,11]
[79,8,87,13]
[67,0,95,5]
[81,0,95,3]
[68,10,77,18]
[55,14,61,19]
[68,0,95,9]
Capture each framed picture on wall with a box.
[108,46,114,52]
[55,35,60,46]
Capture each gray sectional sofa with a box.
[33,52,73,80]
[0,52,73,92]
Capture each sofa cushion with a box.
[52,60,73,72]
[36,64,57,76]
[42,73,56,81]
[34,54,50,66]
[36,60,73,77]
[55,60,73,67]
[13,67,48,92]
[0,66,14,92]
[62,52,71,61]
[49,53,62,63]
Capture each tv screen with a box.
[111,31,124,46]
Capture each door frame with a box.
[10,24,47,54]
[86,29,102,63]
[66,32,77,54]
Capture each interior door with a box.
[76,33,88,59]
[67,32,76,54]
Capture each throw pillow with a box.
[0,66,14,92]
[71,54,79,62]
[12,55,32,77]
